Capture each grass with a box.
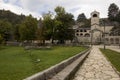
[100,49,120,72]
[0,46,87,80]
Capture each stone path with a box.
[73,46,120,80]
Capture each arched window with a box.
[105,38,109,43]
[80,33,83,37]
[76,30,79,32]
[115,38,119,44]
[80,29,83,32]
[76,33,79,36]
[110,38,114,44]
[93,14,97,17]
[105,38,109,41]
[84,29,87,32]
[84,33,90,37]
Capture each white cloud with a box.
[0,0,42,19]
[0,0,120,20]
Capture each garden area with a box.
[0,46,87,80]
[100,49,120,72]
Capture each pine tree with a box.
[108,3,119,21]
[77,13,86,22]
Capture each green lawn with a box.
[0,46,87,80]
[100,49,120,72]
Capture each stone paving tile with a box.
[73,46,120,80]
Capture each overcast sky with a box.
[0,0,120,20]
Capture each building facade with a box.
[74,11,120,45]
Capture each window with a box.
[76,30,79,32]
[84,33,90,37]
[93,14,97,17]
[76,33,79,36]
[115,38,119,44]
[84,29,87,32]
[105,38,109,41]
[80,29,83,32]
[110,38,114,44]
[80,33,83,37]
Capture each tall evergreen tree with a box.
[108,3,120,36]
[108,3,119,21]
[77,13,86,22]
[77,13,90,27]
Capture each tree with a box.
[36,18,45,45]
[0,34,3,44]
[55,6,65,16]
[108,3,120,36]
[14,24,21,41]
[42,12,55,40]
[0,10,25,25]
[0,20,12,42]
[108,3,119,21]
[19,15,37,42]
[77,13,86,22]
[54,6,75,44]
[116,11,120,22]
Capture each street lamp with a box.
[103,19,106,50]
[90,30,93,47]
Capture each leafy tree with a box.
[55,6,65,16]
[54,6,75,44]
[0,10,26,41]
[42,12,54,40]
[0,20,12,42]
[0,34,3,44]
[13,24,21,41]
[108,3,119,21]
[36,18,45,44]
[0,10,25,25]
[19,15,37,41]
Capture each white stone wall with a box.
[105,36,120,45]
[100,26,113,33]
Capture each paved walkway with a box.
[73,46,120,80]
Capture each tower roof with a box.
[91,10,100,17]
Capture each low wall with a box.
[24,48,90,80]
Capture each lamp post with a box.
[90,30,93,47]
[103,20,106,50]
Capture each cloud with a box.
[0,0,42,19]
[0,0,120,20]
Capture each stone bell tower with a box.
[91,11,100,30]
[91,11,102,44]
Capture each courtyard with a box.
[0,0,120,80]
